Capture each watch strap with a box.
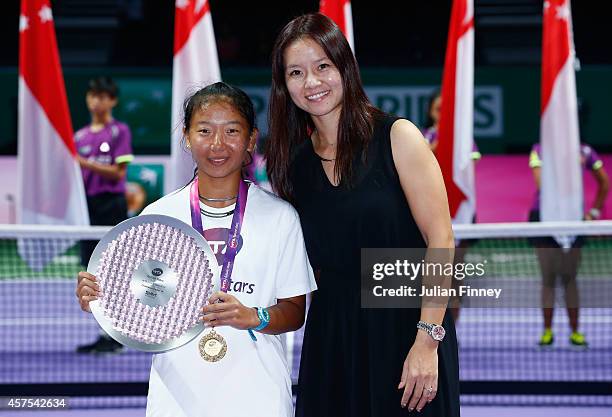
[417,320,433,333]
[417,320,445,341]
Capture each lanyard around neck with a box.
[189,177,248,293]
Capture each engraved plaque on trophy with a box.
[88,215,219,352]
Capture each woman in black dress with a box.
[265,13,460,417]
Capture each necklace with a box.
[315,154,336,162]
[199,194,238,202]
[312,130,337,162]
[200,207,235,218]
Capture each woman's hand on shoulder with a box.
[201,292,260,330]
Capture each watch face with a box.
[432,325,446,341]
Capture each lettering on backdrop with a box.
[241,85,503,138]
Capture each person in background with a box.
[75,76,134,354]
[422,90,481,324]
[529,142,609,347]
[422,91,442,152]
[245,135,272,191]
[125,181,147,217]
[422,90,481,160]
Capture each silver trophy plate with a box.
[88,214,219,353]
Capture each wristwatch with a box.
[417,320,446,341]
[247,307,270,342]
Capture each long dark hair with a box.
[265,13,383,202]
[424,90,441,129]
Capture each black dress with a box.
[292,114,460,417]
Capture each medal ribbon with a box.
[189,177,248,293]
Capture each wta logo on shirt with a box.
[204,228,244,263]
[203,228,254,294]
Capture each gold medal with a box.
[199,329,227,362]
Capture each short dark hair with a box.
[182,82,256,133]
[87,76,119,98]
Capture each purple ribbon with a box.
[189,177,248,293]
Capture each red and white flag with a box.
[169,0,221,191]
[18,0,89,270]
[320,0,354,51]
[437,0,475,224]
[540,0,582,223]
[18,0,89,227]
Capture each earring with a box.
[186,141,191,149]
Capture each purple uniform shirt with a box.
[75,120,134,196]
[422,126,481,160]
[529,143,603,212]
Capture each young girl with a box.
[266,14,459,417]
[529,142,609,347]
[422,91,442,152]
[76,82,317,417]
[422,90,481,161]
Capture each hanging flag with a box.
[169,0,221,191]
[18,0,89,269]
[540,0,582,224]
[320,0,354,51]
[437,0,475,223]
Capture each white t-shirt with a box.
[142,183,317,417]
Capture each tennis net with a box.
[452,221,612,406]
[0,221,611,407]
